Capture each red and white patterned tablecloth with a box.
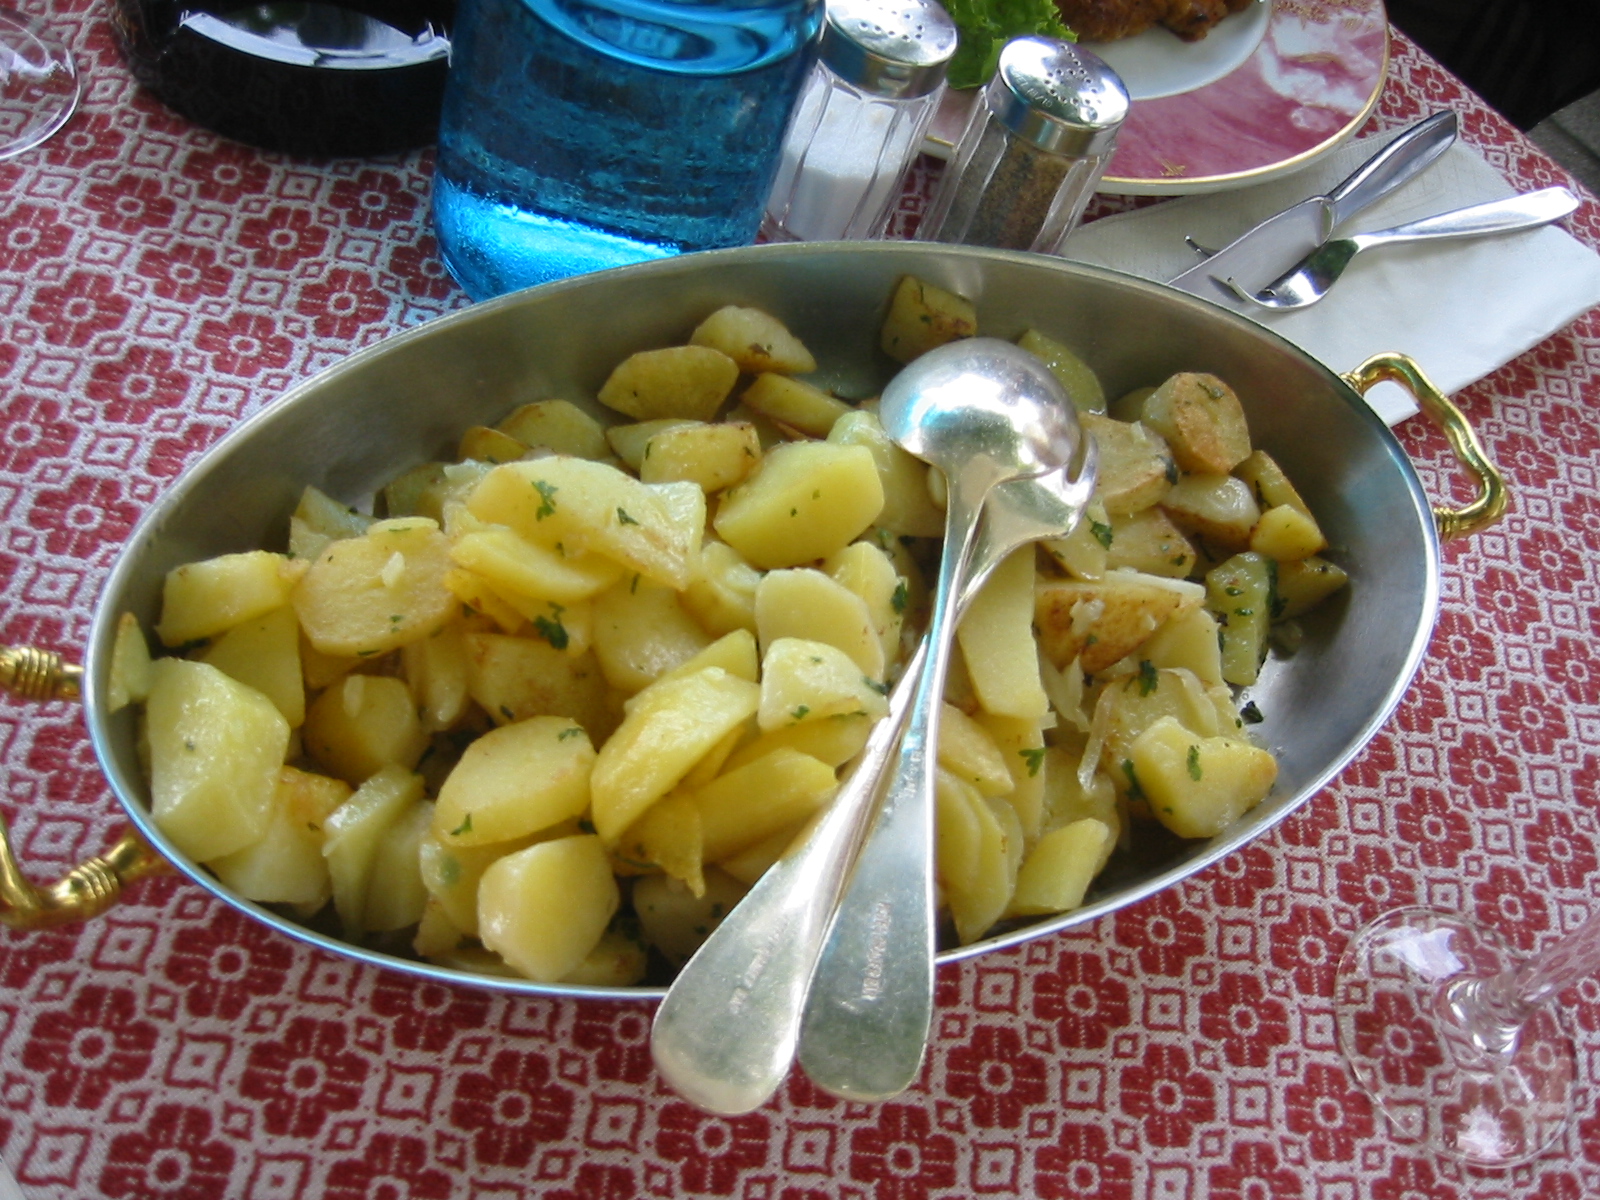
[1,3,1598,1198]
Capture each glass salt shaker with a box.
[763,0,958,243]
[920,36,1129,254]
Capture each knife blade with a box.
[1168,110,1459,301]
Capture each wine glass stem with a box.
[1444,907,1600,1061]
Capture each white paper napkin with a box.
[1061,130,1600,424]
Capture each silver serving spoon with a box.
[650,341,1090,1115]
[1223,187,1578,310]
[795,339,1084,1101]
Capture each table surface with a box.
[2,4,1598,1199]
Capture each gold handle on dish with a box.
[1342,353,1508,541]
[0,645,170,929]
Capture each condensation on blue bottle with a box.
[433,0,822,298]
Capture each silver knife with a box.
[1168,110,1459,301]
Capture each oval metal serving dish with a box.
[82,242,1444,998]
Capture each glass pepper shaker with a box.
[763,0,958,243]
[920,37,1129,254]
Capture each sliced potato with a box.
[463,631,615,737]
[757,637,890,732]
[1081,415,1175,517]
[208,766,349,908]
[938,704,1015,797]
[1276,555,1349,619]
[957,548,1048,720]
[322,765,424,937]
[1234,449,1313,517]
[1128,715,1277,838]
[640,421,761,494]
[1009,818,1114,916]
[689,305,817,375]
[756,568,884,679]
[450,526,625,605]
[1161,474,1261,552]
[478,835,620,982]
[434,716,594,846]
[633,868,748,966]
[597,345,740,422]
[691,747,837,861]
[1249,503,1328,562]
[739,373,853,437]
[723,711,875,771]
[589,667,761,843]
[108,612,153,713]
[826,410,945,537]
[292,519,457,657]
[880,275,976,363]
[681,539,761,638]
[157,550,299,647]
[1042,500,1111,581]
[1206,552,1274,686]
[459,425,530,464]
[200,605,305,726]
[1105,508,1197,580]
[146,658,289,863]
[1015,328,1105,414]
[607,418,696,471]
[592,575,714,694]
[1035,571,1205,674]
[496,399,610,459]
[303,674,428,786]
[713,441,884,569]
[1139,372,1251,474]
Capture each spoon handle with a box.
[795,487,986,1100]
[649,637,926,1114]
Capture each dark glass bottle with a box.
[108,1,455,157]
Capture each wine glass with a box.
[0,6,78,160]
[1335,903,1600,1167]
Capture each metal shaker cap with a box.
[987,37,1130,156]
[820,0,959,99]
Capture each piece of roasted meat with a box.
[1056,0,1255,42]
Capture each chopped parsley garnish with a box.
[1090,520,1113,549]
[616,507,639,526]
[1239,700,1264,725]
[558,726,584,741]
[1137,659,1158,696]
[1187,744,1202,781]
[1019,746,1046,777]
[863,676,890,696]
[533,479,558,520]
[533,607,569,650]
[791,704,810,721]
[891,579,909,615]
[450,813,473,836]
[1121,759,1145,801]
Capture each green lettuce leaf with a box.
[942,0,1075,90]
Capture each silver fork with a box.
[1224,187,1579,310]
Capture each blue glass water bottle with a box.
[433,0,823,299]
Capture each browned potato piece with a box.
[292,519,458,657]
[1105,508,1197,579]
[1035,573,1205,674]
[689,305,817,375]
[1015,328,1105,414]
[1234,449,1312,517]
[1140,372,1252,474]
[1276,555,1349,618]
[639,421,761,493]
[879,275,977,363]
[1161,474,1261,552]
[597,345,740,421]
[459,425,529,464]
[496,399,610,459]
[1081,414,1175,516]
[303,673,428,785]
[739,373,853,437]
[463,631,616,738]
